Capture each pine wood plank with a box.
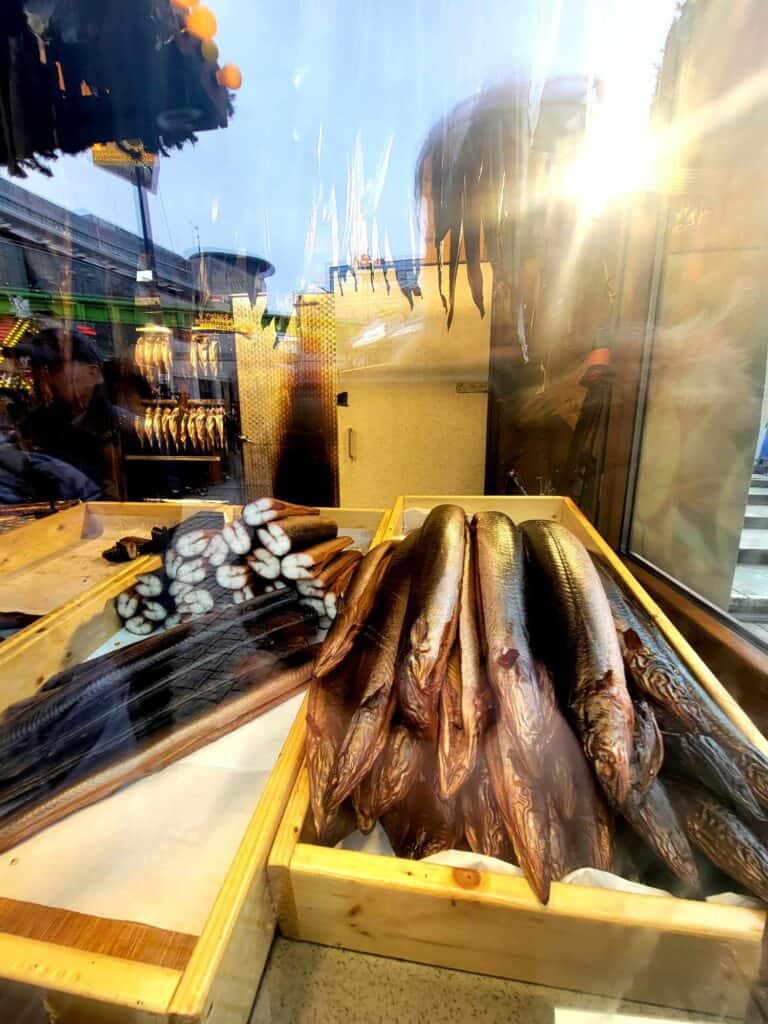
[0,899,196,971]
[0,504,86,576]
[0,931,181,1014]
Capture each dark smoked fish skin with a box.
[548,711,614,873]
[397,506,465,738]
[306,657,358,845]
[623,779,700,891]
[382,756,461,860]
[473,513,556,778]
[595,558,768,811]
[461,739,515,861]
[438,533,492,798]
[630,696,664,797]
[486,718,551,904]
[313,540,398,678]
[670,782,768,902]
[325,546,413,810]
[357,722,424,822]
[660,723,766,822]
[521,521,634,808]
[617,694,700,890]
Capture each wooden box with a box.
[268,495,768,1019]
[0,505,389,1023]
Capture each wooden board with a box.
[0,505,389,1023]
[0,501,230,709]
[267,495,768,1019]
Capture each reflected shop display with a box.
[0,1,767,1023]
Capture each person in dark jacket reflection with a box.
[13,326,132,500]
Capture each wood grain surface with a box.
[0,898,196,971]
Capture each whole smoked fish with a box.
[306,656,359,845]
[595,558,768,811]
[438,532,493,798]
[670,782,768,901]
[325,545,413,810]
[473,512,557,778]
[314,540,398,678]
[397,506,465,738]
[486,718,551,904]
[522,521,634,807]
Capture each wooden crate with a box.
[0,506,389,1023]
[268,495,768,1019]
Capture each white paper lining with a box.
[336,802,763,909]
[0,680,305,936]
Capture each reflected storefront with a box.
[0,1,767,1022]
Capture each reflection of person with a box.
[9,327,133,500]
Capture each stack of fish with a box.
[308,505,768,906]
[116,498,360,636]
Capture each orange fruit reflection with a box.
[185,5,217,39]
[217,64,243,90]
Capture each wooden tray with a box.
[0,500,230,705]
[0,506,389,1023]
[268,495,768,1019]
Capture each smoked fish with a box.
[397,506,465,738]
[325,544,413,810]
[306,655,359,845]
[670,782,768,901]
[595,557,768,811]
[438,530,492,797]
[314,539,398,678]
[522,521,634,808]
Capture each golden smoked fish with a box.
[522,521,634,807]
[397,506,465,738]
[306,656,358,845]
[325,544,413,810]
[473,512,557,776]
[314,540,398,678]
[438,531,492,797]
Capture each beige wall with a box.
[333,262,492,507]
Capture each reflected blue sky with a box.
[2,1,676,311]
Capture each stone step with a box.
[738,549,768,566]
[744,516,768,529]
